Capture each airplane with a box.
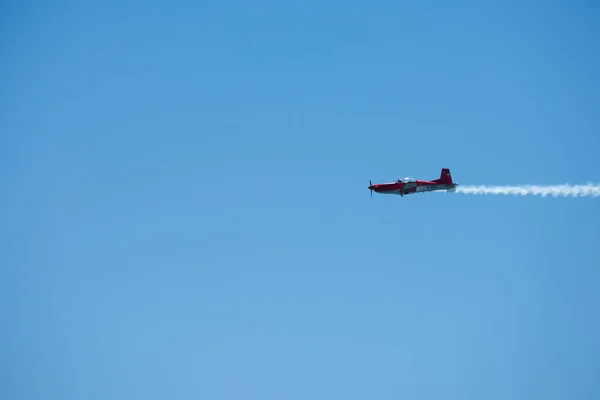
[368,168,458,197]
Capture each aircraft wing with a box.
[398,181,416,195]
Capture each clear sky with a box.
[2,1,599,399]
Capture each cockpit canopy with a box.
[398,177,415,183]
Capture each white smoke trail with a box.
[456,183,600,197]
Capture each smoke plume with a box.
[455,184,600,197]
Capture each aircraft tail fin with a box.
[436,168,453,184]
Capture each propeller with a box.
[369,180,373,197]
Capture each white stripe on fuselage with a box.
[416,185,437,192]
[415,184,455,193]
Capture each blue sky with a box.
[2,1,599,399]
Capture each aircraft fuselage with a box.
[368,168,458,197]
[369,182,457,196]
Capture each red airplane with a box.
[368,168,458,197]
